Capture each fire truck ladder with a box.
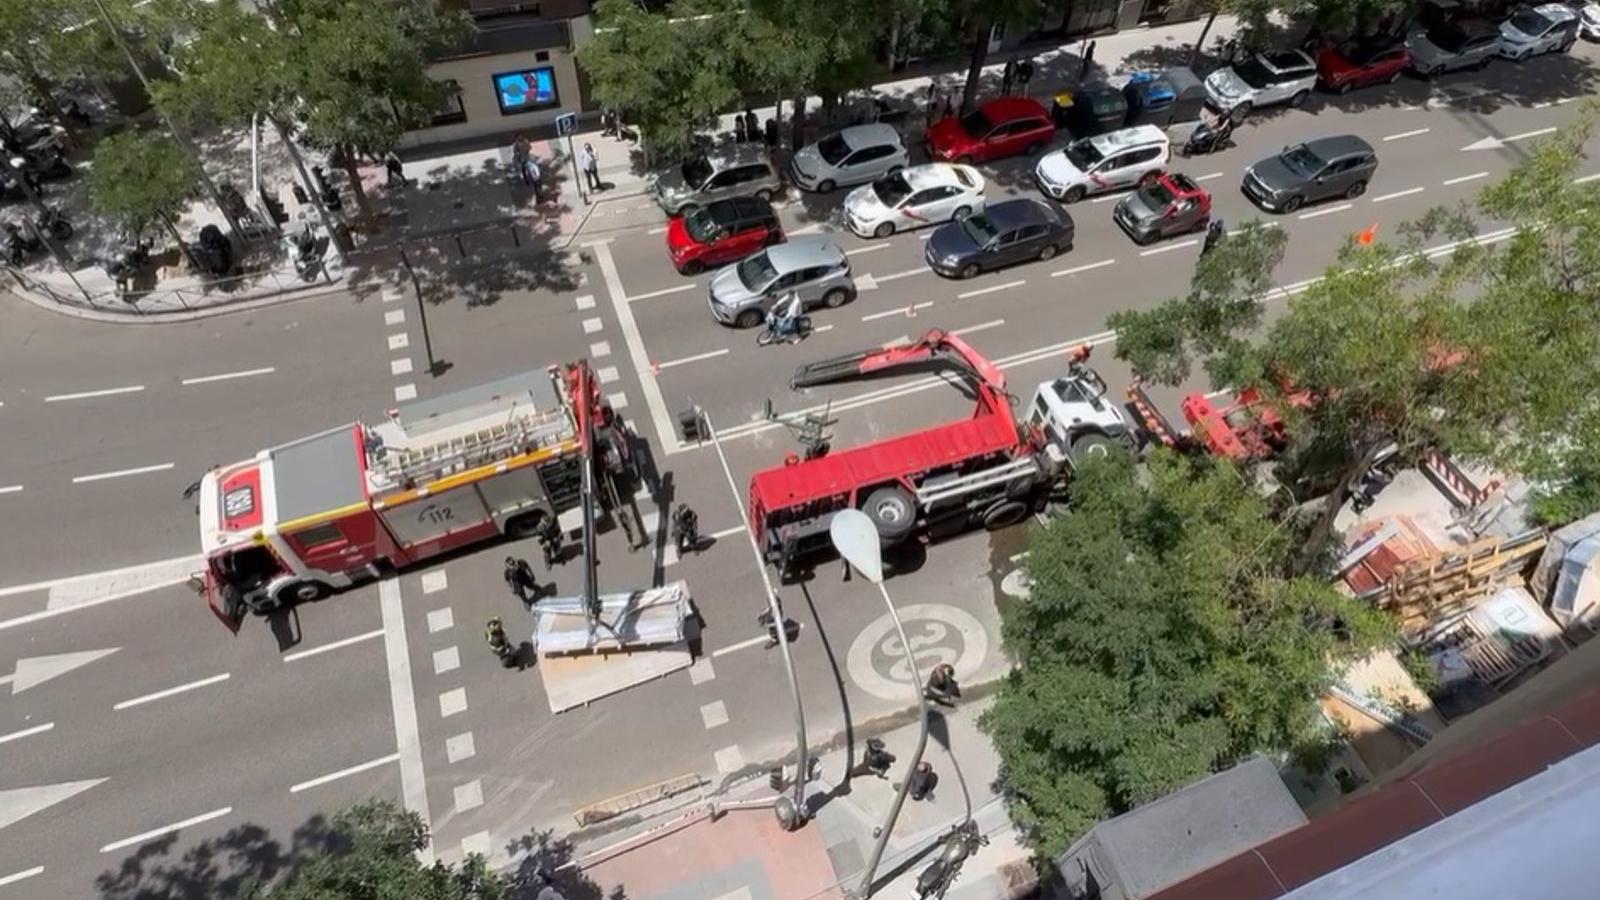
[370,404,571,488]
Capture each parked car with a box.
[925,97,1055,165]
[1113,172,1212,245]
[653,146,780,215]
[1242,135,1378,214]
[1034,124,1170,204]
[1581,3,1600,39]
[1203,50,1317,116]
[790,123,909,193]
[707,237,854,328]
[1498,3,1578,59]
[1407,22,1502,76]
[843,163,986,238]
[924,198,1074,279]
[665,196,782,275]
[1316,40,1412,92]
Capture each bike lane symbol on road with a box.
[845,603,990,702]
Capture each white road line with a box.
[180,367,275,386]
[391,358,414,376]
[1371,187,1424,203]
[873,267,930,284]
[815,324,836,333]
[957,279,1025,299]
[845,244,890,256]
[588,240,680,454]
[656,348,730,371]
[1506,126,1559,142]
[99,807,232,854]
[1443,172,1489,186]
[1230,222,1281,237]
[1383,128,1430,142]
[1298,203,1353,220]
[72,463,174,484]
[0,722,53,746]
[713,634,770,657]
[381,578,434,864]
[282,628,384,663]
[290,753,400,794]
[45,385,144,403]
[388,333,410,350]
[384,309,405,326]
[1052,258,1116,277]
[709,525,747,540]
[627,283,697,302]
[647,225,668,234]
[590,341,612,358]
[0,485,20,495]
[1139,239,1198,256]
[575,294,596,310]
[862,302,933,322]
[1195,172,1225,181]
[113,672,229,710]
[1090,194,1120,204]
[394,383,417,402]
[1574,173,1600,185]
[0,867,44,887]
[953,319,1006,336]
[581,317,603,334]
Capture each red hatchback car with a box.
[665,196,783,275]
[926,97,1055,165]
[1316,41,1412,93]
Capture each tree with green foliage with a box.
[90,129,202,267]
[242,801,504,899]
[982,451,1393,859]
[579,0,741,162]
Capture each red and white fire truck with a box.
[748,329,1136,574]
[197,362,634,626]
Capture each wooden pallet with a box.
[1371,531,1547,635]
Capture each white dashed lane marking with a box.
[1372,187,1424,203]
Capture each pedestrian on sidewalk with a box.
[1017,55,1035,95]
[601,108,619,137]
[759,606,801,648]
[925,662,961,706]
[485,617,523,669]
[1002,57,1018,96]
[927,84,941,121]
[909,762,938,801]
[538,516,563,569]
[859,736,896,779]
[512,134,532,184]
[743,108,759,143]
[384,151,409,188]
[1079,40,1097,82]
[524,154,543,201]
[580,142,602,192]
[1202,217,1226,256]
[504,556,538,609]
[734,113,749,143]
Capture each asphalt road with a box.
[2,43,1598,896]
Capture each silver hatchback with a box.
[707,237,855,328]
[654,145,782,215]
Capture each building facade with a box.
[401,0,596,150]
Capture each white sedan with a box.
[843,163,986,239]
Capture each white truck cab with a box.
[1026,354,1139,463]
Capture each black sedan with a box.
[924,198,1074,279]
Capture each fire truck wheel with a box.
[505,511,545,539]
[863,486,916,541]
[281,580,326,604]
[1069,432,1118,463]
[981,499,1030,530]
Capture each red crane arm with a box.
[790,329,1008,408]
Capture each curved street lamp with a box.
[831,509,932,899]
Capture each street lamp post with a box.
[830,510,933,900]
[693,406,811,830]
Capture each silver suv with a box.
[707,237,855,328]
[654,146,781,215]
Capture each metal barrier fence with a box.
[5,258,339,317]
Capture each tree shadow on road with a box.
[502,828,622,900]
[93,814,342,900]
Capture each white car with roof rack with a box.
[843,163,986,238]
[1204,50,1318,116]
[1033,125,1169,204]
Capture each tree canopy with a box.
[246,801,506,900]
[89,129,199,235]
[982,451,1392,858]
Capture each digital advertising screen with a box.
[493,67,559,115]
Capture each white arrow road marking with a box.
[857,267,928,291]
[1461,127,1557,151]
[99,807,232,854]
[3,648,119,695]
[0,779,107,831]
[862,302,933,321]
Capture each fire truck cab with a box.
[199,368,597,623]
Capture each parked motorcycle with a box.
[287,224,326,281]
[2,222,41,265]
[34,206,71,241]
[913,820,988,899]
[1179,110,1235,157]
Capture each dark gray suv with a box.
[1242,135,1377,214]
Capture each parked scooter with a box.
[1179,109,1235,157]
[287,224,326,281]
[2,222,41,265]
[34,206,71,241]
[104,236,152,296]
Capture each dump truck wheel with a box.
[863,486,916,541]
[982,499,1030,530]
[1069,432,1117,463]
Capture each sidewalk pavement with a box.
[560,694,1036,900]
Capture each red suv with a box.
[1316,41,1411,93]
[666,196,783,275]
[926,97,1055,165]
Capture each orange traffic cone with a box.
[1356,223,1379,246]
